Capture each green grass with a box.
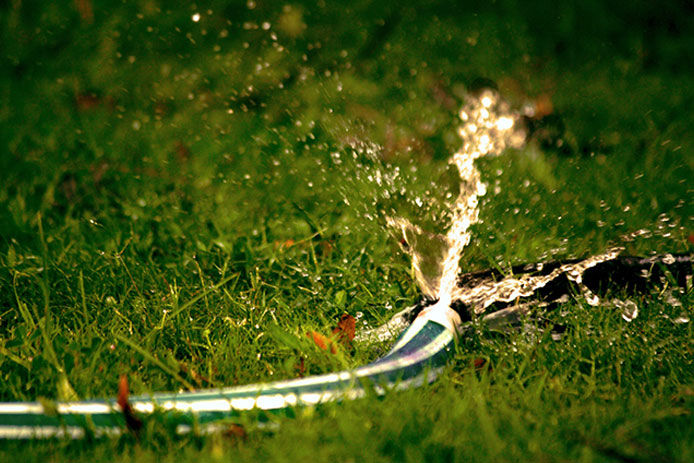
[1,1,693,461]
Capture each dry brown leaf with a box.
[533,93,554,119]
[473,358,492,372]
[295,357,306,377]
[222,423,248,440]
[332,313,356,346]
[307,330,336,354]
[117,375,143,433]
[307,313,356,354]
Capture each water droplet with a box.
[613,299,639,322]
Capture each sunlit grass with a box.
[1,1,692,461]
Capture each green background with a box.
[1,1,692,461]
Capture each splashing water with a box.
[437,91,525,306]
[390,90,525,309]
[379,90,689,336]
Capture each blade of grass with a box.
[114,333,196,392]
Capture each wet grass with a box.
[1,1,693,461]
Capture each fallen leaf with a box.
[222,423,247,440]
[473,358,492,372]
[534,93,554,118]
[307,330,336,354]
[332,313,356,346]
[75,92,100,111]
[307,313,356,354]
[117,375,143,433]
[295,357,306,377]
[116,375,128,409]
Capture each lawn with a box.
[0,1,692,461]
